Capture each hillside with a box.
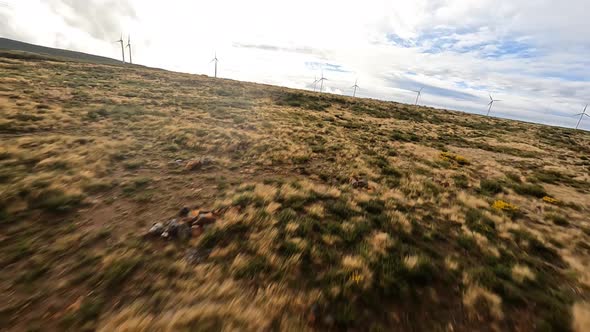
[1,52,590,331]
[0,37,123,65]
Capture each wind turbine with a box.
[575,104,589,130]
[413,87,423,105]
[351,79,360,98]
[312,76,319,92]
[126,35,132,64]
[115,34,125,63]
[486,94,501,116]
[210,52,219,78]
[318,71,328,93]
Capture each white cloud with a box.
[1,0,589,130]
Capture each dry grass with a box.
[511,264,536,283]
[1,52,589,331]
[463,286,504,320]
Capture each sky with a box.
[1,0,589,130]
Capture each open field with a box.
[1,51,590,331]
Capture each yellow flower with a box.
[542,196,559,205]
[440,152,470,166]
[350,271,364,284]
[492,200,518,212]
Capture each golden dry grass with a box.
[1,51,589,331]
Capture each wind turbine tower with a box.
[126,35,132,64]
[352,79,360,98]
[312,76,319,92]
[486,94,501,116]
[211,52,219,78]
[318,71,328,93]
[575,104,589,130]
[115,34,125,63]
[414,87,423,105]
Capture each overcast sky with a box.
[1,0,589,130]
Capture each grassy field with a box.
[1,51,590,331]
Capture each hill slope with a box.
[0,37,123,65]
[1,52,589,331]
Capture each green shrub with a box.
[465,209,496,238]
[453,174,469,189]
[513,183,547,198]
[29,189,84,212]
[479,179,503,195]
[327,200,355,219]
[545,214,569,227]
[233,255,271,279]
[101,258,139,289]
[505,172,522,183]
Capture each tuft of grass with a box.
[479,179,503,196]
[465,209,497,238]
[545,214,569,227]
[513,183,547,198]
[453,174,469,189]
[100,258,140,289]
[123,160,143,170]
[29,188,84,212]
[233,255,272,279]
[440,152,470,166]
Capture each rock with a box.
[179,207,190,217]
[351,178,369,189]
[193,212,216,226]
[161,231,170,239]
[177,223,191,241]
[185,157,213,171]
[167,219,180,237]
[148,222,165,236]
[191,225,204,238]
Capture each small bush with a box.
[327,200,355,219]
[30,189,84,212]
[233,255,272,279]
[505,172,522,183]
[453,174,469,188]
[545,214,569,227]
[479,179,503,196]
[101,258,139,289]
[465,209,496,238]
[513,183,547,198]
[440,152,470,166]
[123,160,142,170]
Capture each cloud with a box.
[45,0,136,41]
[0,0,589,130]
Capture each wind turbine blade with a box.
[495,100,502,102]
[489,94,493,101]
[584,114,590,118]
[574,113,583,116]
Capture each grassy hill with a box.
[1,51,589,331]
[0,37,123,65]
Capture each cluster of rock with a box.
[350,177,369,189]
[146,207,217,241]
[184,157,213,171]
